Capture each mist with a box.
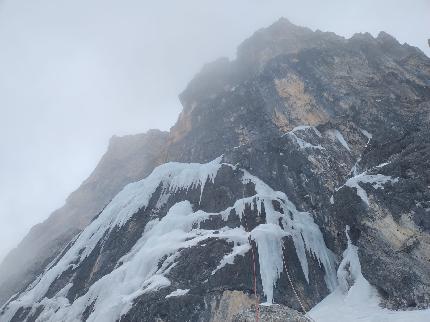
[0,0,428,262]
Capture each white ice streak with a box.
[309,226,430,322]
[327,129,350,151]
[212,243,251,275]
[283,126,325,150]
[165,289,189,298]
[348,128,373,177]
[251,224,285,304]
[344,172,398,205]
[359,128,373,140]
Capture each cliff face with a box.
[0,130,168,306]
[1,18,430,321]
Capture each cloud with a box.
[0,0,428,261]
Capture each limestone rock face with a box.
[233,304,309,322]
[1,18,430,321]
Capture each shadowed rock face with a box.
[1,18,430,321]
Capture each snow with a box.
[220,167,337,302]
[360,128,373,139]
[349,162,359,176]
[283,126,324,150]
[344,172,398,205]
[309,226,430,322]
[212,243,250,275]
[0,158,223,322]
[327,129,350,151]
[291,133,324,150]
[165,289,189,298]
[348,129,372,176]
[375,162,390,169]
[336,226,361,293]
[1,156,337,320]
[291,125,322,137]
[164,155,223,204]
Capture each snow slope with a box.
[309,227,430,322]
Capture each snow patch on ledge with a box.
[344,172,398,205]
[309,226,430,322]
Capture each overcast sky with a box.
[0,0,428,262]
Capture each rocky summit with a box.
[1,18,429,322]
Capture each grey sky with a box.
[0,0,428,262]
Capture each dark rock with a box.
[232,304,310,322]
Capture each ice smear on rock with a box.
[309,226,430,322]
[327,129,350,151]
[360,128,373,139]
[344,172,398,205]
[241,169,337,299]
[165,289,189,298]
[1,157,337,321]
[284,126,325,150]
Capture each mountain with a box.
[0,130,168,306]
[1,18,430,321]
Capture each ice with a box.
[290,133,325,150]
[337,226,361,293]
[349,162,359,176]
[328,129,350,151]
[0,158,223,322]
[348,128,373,176]
[344,173,398,205]
[309,226,430,322]
[212,243,251,275]
[1,156,338,319]
[241,170,337,296]
[360,128,373,139]
[168,156,223,203]
[165,289,189,298]
[251,224,286,304]
[283,126,325,150]
[291,125,322,137]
